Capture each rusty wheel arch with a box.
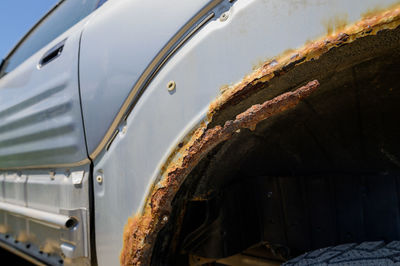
[120,6,400,265]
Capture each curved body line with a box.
[89,0,224,160]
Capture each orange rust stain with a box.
[323,14,349,35]
[281,48,297,58]
[121,5,400,265]
[219,84,231,95]
[252,48,296,72]
[140,121,208,216]
[208,4,400,120]
[362,1,400,18]
[120,80,319,265]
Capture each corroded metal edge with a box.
[120,6,400,265]
[121,81,320,265]
[209,4,400,119]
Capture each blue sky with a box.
[0,0,58,59]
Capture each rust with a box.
[362,1,400,18]
[208,5,400,118]
[121,5,400,265]
[120,80,319,265]
[323,14,349,35]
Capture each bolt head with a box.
[167,81,176,92]
[96,175,103,184]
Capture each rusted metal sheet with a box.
[121,5,400,265]
[209,5,400,119]
[120,80,319,265]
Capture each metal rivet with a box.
[96,175,103,184]
[220,12,229,22]
[167,81,176,92]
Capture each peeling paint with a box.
[121,5,400,265]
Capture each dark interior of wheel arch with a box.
[152,25,400,265]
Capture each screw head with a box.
[220,12,229,22]
[167,81,176,92]
[96,175,103,184]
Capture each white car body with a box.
[0,0,399,265]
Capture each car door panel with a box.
[0,6,95,264]
[79,0,212,157]
[0,20,89,169]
